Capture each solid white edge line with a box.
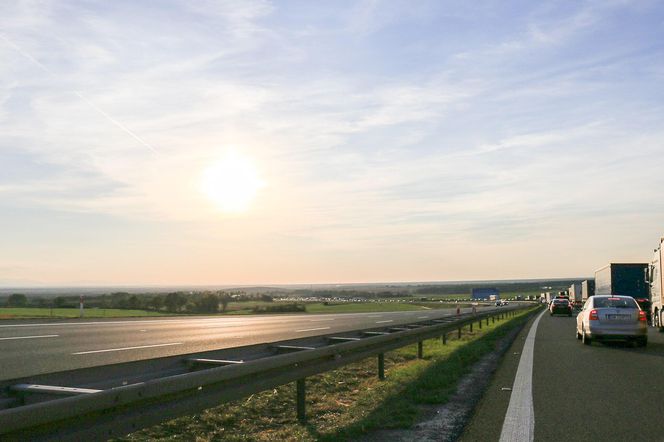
[499,308,547,442]
[72,342,182,355]
[294,327,331,332]
[375,320,393,323]
[0,334,59,341]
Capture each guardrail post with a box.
[417,341,423,359]
[492,315,495,323]
[442,333,447,345]
[378,353,385,380]
[478,319,482,329]
[457,327,461,339]
[297,379,306,424]
[486,317,489,326]
[469,322,473,332]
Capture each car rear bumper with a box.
[587,324,647,339]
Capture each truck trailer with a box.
[581,280,595,302]
[647,238,664,330]
[568,282,582,308]
[595,263,650,322]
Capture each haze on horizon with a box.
[1,1,663,287]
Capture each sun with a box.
[200,152,264,213]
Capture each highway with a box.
[461,309,664,441]
[0,306,492,381]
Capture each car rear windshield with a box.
[593,297,638,309]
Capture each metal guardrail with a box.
[0,305,535,441]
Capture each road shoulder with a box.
[458,309,542,442]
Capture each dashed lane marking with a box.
[72,342,183,355]
[0,334,59,341]
[295,327,331,333]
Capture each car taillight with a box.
[589,309,599,320]
[638,311,647,322]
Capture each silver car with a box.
[576,295,648,347]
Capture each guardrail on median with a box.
[0,305,536,441]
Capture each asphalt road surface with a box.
[461,308,664,441]
[0,306,497,380]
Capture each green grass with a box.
[0,308,170,319]
[122,307,539,441]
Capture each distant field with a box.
[0,308,169,319]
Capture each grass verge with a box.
[121,307,539,441]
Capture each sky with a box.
[1,0,663,286]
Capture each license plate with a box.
[607,314,630,320]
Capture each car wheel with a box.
[638,337,648,347]
[576,329,582,340]
[582,329,592,346]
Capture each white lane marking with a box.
[309,318,336,322]
[367,315,383,318]
[375,320,393,324]
[0,334,59,341]
[499,309,546,442]
[139,329,147,332]
[417,316,429,319]
[295,327,330,333]
[72,342,182,355]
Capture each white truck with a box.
[581,280,595,302]
[568,283,582,309]
[647,237,664,330]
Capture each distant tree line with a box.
[2,291,273,314]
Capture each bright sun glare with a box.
[201,152,264,213]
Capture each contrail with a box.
[72,91,158,154]
[0,32,158,154]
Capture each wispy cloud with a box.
[1,0,663,283]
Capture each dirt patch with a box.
[358,322,526,442]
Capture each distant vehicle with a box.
[549,299,572,316]
[495,300,502,307]
[647,237,664,330]
[576,295,647,347]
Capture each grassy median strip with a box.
[0,302,473,319]
[0,307,169,319]
[121,307,537,441]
